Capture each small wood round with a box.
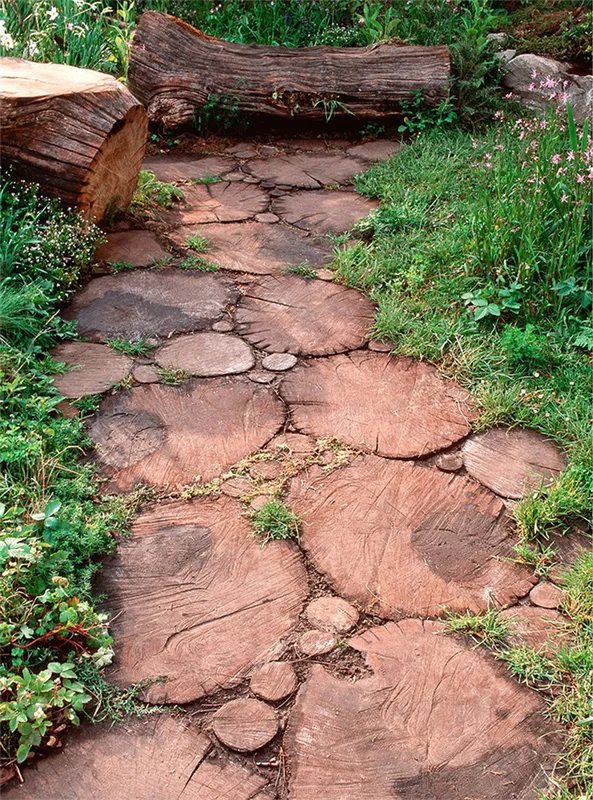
[236,275,374,356]
[212,699,279,752]
[154,333,254,376]
[250,661,298,702]
[51,342,132,398]
[305,597,359,634]
[297,630,337,656]
[462,427,565,499]
[282,352,476,458]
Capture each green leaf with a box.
[44,500,61,517]
[16,744,30,763]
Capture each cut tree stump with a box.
[0,58,147,221]
[128,12,450,129]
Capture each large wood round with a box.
[170,221,333,275]
[102,496,307,704]
[244,153,366,188]
[142,154,236,182]
[154,332,254,376]
[288,455,535,617]
[236,275,375,355]
[284,619,562,800]
[90,378,284,491]
[0,58,147,221]
[282,352,476,458]
[163,181,268,225]
[2,715,270,799]
[273,189,377,234]
[63,269,237,342]
[212,699,279,752]
[462,427,566,499]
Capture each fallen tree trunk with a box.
[0,58,148,221]
[129,11,450,129]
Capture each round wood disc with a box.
[281,352,476,458]
[250,661,298,702]
[2,716,269,800]
[63,269,237,342]
[51,342,132,398]
[212,699,279,752]
[170,222,333,275]
[235,275,375,355]
[102,496,307,704]
[287,455,535,617]
[154,332,254,376]
[500,606,570,655]
[284,619,562,799]
[462,427,566,499]
[304,596,359,633]
[244,153,367,188]
[90,378,284,491]
[164,181,268,225]
[142,154,236,182]
[94,230,170,267]
[273,190,377,234]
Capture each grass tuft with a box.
[250,499,300,543]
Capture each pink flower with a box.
[529,82,536,91]
[560,194,569,202]
[577,174,585,183]
[551,154,561,164]
[567,151,575,161]
[540,120,548,129]
[544,77,557,89]
[531,69,538,79]
[484,153,492,160]
[504,92,513,99]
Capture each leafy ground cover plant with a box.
[0,180,142,770]
[128,170,184,220]
[250,499,300,543]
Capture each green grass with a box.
[185,233,210,253]
[179,255,219,272]
[129,171,184,220]
[445,609,509,647]
[283,264,318,279]
[154,366,191,385]
[250,499,300,543]
[190,175,220,185]
[105,337,154,357]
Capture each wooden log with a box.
[0,58,148,221]
[128,11,450,129]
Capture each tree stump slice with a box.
[297,630,337,656]
[347,140,401,161]
[250,661,298,702]
[2,715,269,799]
[90,379,284,491]
[171,222,333,275]
[154,332,254,376]
[282,352,476,458]
[142,154,236,182]
[501,606,570,655]
[287,455,535,617]
[212,699,279,752]
[129,12,450,128]
[236,276,375,356]
[244,153,367,188]
[305,597,359,633]
[273,190,377,234]
[163,182,268,225]
[0,58,147,221]
[101,496,307,703]
[462,427,566,499]
[94,231,170,267]
[284,619,562,799]
[50,342,132,398]
[63,270,237,342]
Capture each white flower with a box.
[33,704,46,720]
[47,6,59,20]
[27,39,39,56]
[0,22,14,49]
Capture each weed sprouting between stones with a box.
[250,499,300,544]
[186,233,210,253]
[105,337,155,357]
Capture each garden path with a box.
[8,136,580,800]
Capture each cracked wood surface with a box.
[285,619,563,799]
[282,352,476,458]
[90,379,284,490]
[288,455,536,617]
[101,497,307,703]
[236,275,375,356]
[163,181,269,225]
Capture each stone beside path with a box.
[21,136,574,798]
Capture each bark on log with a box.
[128,11,450,129]
[0,58,148,221]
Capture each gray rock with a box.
[261,353,298,371]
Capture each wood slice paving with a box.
[21,136,568,797]
[285,620,562,800]
[288,455,535,617]
[169,222,333,275]
[282,352,475,457]
[236,275,375,355]
[2,715,269,800]
[63,269,237,341]
[102,496,307,703]
[90,379,284,490]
